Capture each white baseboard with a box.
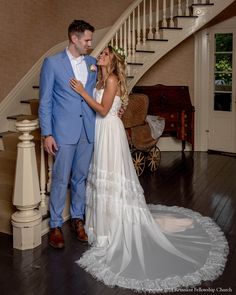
[156,137,192,151]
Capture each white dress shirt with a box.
[66,48,88,87]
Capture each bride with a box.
[69,45,228,293]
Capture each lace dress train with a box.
[77,89,228,293]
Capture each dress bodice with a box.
[95,88,122,117]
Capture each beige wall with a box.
[0,0,133,102]
[136,36,195,102]
[1,0,236,104]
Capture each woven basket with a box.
[122,93,149,128]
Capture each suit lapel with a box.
[61,50,75,78]
[61,51,95,94]
[84,55,91,88]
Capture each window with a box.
[214,33,233,111]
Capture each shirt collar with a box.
[66,47,84,62]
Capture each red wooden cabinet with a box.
[132,84,195,151]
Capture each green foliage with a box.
[215,58,232,85]
[215,33,232,52]
[215,33,233,85]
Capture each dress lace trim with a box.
[77,205,228,293]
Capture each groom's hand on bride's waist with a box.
[42,135,58,156]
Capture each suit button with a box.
[80,115,82,117]
[81,100,84,102]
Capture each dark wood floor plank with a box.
[1,152,235,295]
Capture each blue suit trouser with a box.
[49,125,93,228]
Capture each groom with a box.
[39,20,97,248]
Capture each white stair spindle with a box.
[143,0,146,44]
[132,10,136,57]
[40,139,47,215]
[170,0,174,27]
[155,0,159,38]
[124,21,127,56]
[115,32,118,47]
[148,0,153,39]
[178,0,182,16]
[128,15,131,60]
[162,0,167,27]
[119,26,123,49]
[47,154,53,193]
[137,4,141,45]
[186,0,190,16]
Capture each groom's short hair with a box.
[68,20,95,40]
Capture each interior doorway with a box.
[208,29,236,153]
[194,17,236,153]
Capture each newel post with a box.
[11,119,42,250]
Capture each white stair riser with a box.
[7,120,18,132]
[175,17,197,29]
[20,103,32,115]
[137,41,168,52]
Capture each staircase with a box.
[90,0,234,91]
[0,0,234,236]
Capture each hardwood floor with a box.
[0,152,235,295]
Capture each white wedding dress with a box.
[77,89,228,293]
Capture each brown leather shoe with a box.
[71,218,88,243]
[49,227,65,249]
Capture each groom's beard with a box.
[75,44,89,56]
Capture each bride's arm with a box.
[70,76,118,117]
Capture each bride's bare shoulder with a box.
[106,74,118,85]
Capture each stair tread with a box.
[147,38,168,41]
[0,131,16,138]
[21,99,39,104]
[1,131,19,138]
[174,15,198,18]
[192,3,214,6]
[3,129,41,141]
[7,114,38,120]
[1,129,41,154]
[127,62,143,65]
[159,27,183,30]
[136,50,155,53]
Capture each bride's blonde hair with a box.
[97,45,129,108]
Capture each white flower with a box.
[89,64,97,72]
[110,45,126,59]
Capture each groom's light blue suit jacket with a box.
[39,50,97,144]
